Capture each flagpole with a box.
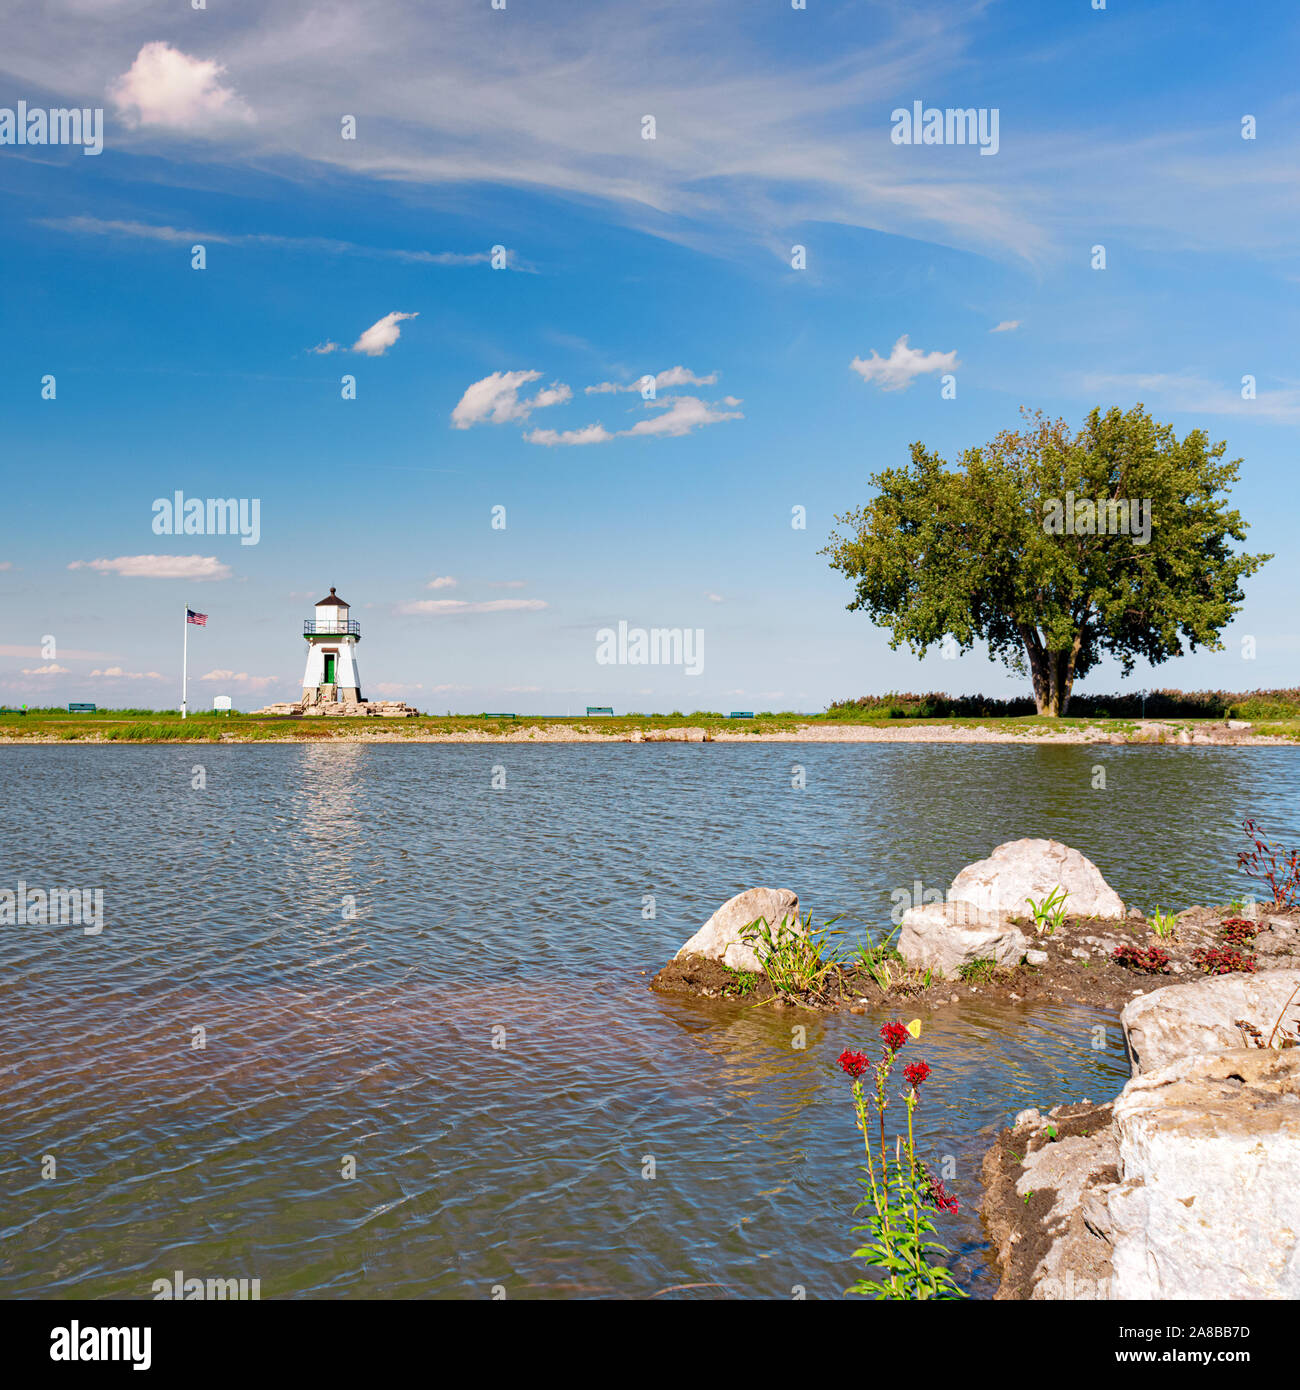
[181,603,188,720]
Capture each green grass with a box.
[3,701,1298,743]
[957,957,997,984]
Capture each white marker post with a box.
[181,603,189,720]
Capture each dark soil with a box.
[649,904,1300,1015]
[979,1100,1115,1301]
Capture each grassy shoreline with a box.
[3,710,1298,745]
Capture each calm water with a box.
[3,742,1298,1299]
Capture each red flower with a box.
[928,1184,960,1215]
[904,1061,931,1089]
[880,1022,910,1052]
[837,1048,871,1079]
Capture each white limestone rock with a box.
[1106,1048,1300,1299]
[898,901,1028,978]
[674,887,802,974]
[948,837,1125,920]
[1121,970,1300,1075]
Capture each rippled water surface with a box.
[3,742,1298,1298]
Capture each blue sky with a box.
[2,0,1297,712]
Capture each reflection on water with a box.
[0,743,1295,1298]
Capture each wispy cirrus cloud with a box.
[68,555,232,580]
[9,4,1300,265]
[396,598,548,616]
[585,366,718,394]
[1078,372,1300,426]
[39,217,512,268]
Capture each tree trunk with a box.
[1021,630,1078,717]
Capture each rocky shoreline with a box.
[651,842,1300,1016]
[1,718,1292,746]
[652,838,1300,1299]
[982,971,1300,1299]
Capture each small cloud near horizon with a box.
[69,555,232,580]
[396,598,548,616]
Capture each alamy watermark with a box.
[596,620,705,676]
[152,491,261,545]
[152,1269,261,1300]
[1,102,103,156]
[1043,492,1151,545]
[0,881,103,934]
[891,102,999,156]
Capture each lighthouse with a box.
[302,587,362,707]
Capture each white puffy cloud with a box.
[396,598,548,615]
[352,311,418,356]
[990,320,1021,333]
[450,371,571,428]
[89,667,166,680]
[19,663,68,675]
[530,382,573,409]
[622,394,743,438]
[69,555,232,580]
[427,576,457,590]
[849,336,960,391]
[109,42,253,131]
[524,423,614,447]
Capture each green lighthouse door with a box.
[323,653,337,684]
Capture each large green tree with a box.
[823,405,1270,716]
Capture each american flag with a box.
[186,609,208,627]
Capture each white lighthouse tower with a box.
[302,586,363,708]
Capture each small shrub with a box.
[1112,943,1171,974]
[1219,917,1258,946]
[1237,818,1300,909]
[1191,944,1256,975]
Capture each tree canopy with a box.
[823,405,1270,716]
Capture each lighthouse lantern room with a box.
[302,586,363,707]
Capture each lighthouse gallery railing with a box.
[304,619,361,636]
